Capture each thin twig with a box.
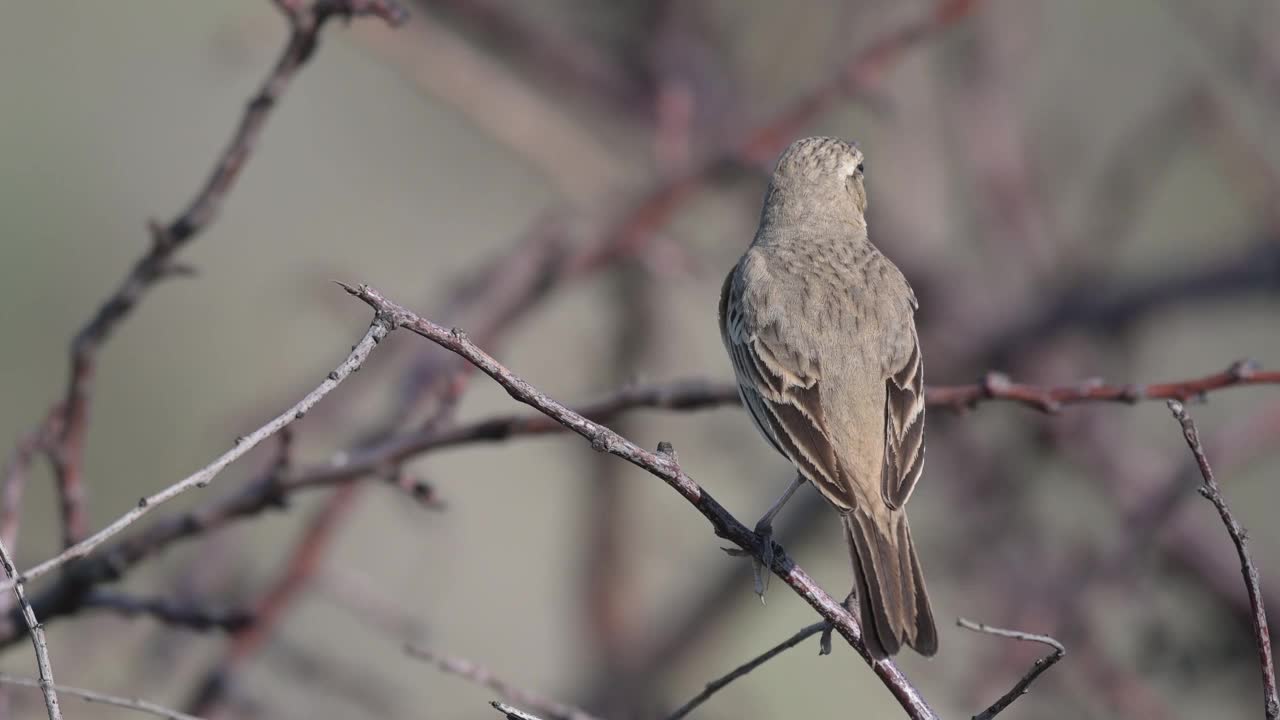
[35,0,406,550]
[0,673,201,720]
[491,701,550,720]
[1167,400,1279,719]
[956,618,1065,720]
[0,538,61,720]
[406,645,602,720]
[666,621,826,720]
[344,283,939,720]
[0,217,568,648]
[10,361,1276,646]
[0,318,392,596]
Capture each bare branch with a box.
[25,0,406,551]
[933,360,1280,413]
[11,359,1276,646]
[0,318,392,596]
[1167,400,1279,719]
[0,538,61,720]
[666,621,826,720]
[956,618,1065,720]
[284,360,1280,499]
[406,645,601,720]
[342,283,939,719]
[0,673,201,720]
[0,217,572,648]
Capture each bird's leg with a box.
[818,592,855,655]
[725,474,805,602]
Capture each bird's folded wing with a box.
[719,270,854,511]
[882,332,925,509]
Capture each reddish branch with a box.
[566,0,986,276]
[342,283,940,719]
[416,0,646,117]
[0,219,563,647]
[185,481,361,715]
[282,361,1280,498]
[23,0,406,551]
[180,217,580,713]
[5,358,1275,647]
[935,360,1280,413]
[0,416,60,552]
[1167,401,1279,720]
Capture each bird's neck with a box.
[754,186,869,248]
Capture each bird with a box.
[717,136,937,659]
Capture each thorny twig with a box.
[0,219,560,647]
[16,0,406,552]
[343,282,940,719]
[1167,400,1279,720]
[957,618,1066,720]
[7,360,1277,646]
[0,319,392,596]
[284,361,1280,491]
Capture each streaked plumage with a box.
[718,136,937,658]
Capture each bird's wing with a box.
[719,264,854,511]
[881,292,925,510]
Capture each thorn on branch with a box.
[491,701,548,720]
[1120,384,1145,403]
[1230,358,1260,381]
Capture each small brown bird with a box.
[718,136,937,658]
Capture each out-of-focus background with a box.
[2,1,1279,718]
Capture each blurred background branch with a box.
[1,0,1279,718]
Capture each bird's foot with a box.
[752,518,775,601]
[819,623,834,655]
[817,592,854,656]
[722,520,775,603]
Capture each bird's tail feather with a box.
[843,509,938,658]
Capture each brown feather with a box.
[717,136,938,659]
[883,337,926,509]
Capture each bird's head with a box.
[766,136,868,222]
